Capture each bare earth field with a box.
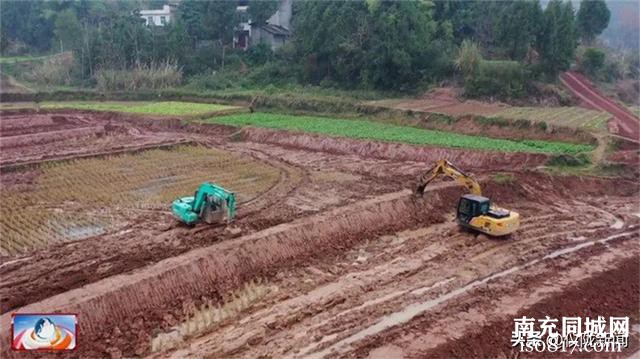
[0,108,638,358]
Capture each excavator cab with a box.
[457,194,490,224]
[456,194,518,236]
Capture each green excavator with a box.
[172,182,237,225]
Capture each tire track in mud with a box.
[421,255,640,359]
[161,196,638,359]
[350,240,640,359]
[301,230,638,359]
[0,188,460,358]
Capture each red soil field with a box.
[0,109,636,358]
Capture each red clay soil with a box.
[1,172,636,358]
[0,189,459,358]
[0,125,106,148]
[561,71,640,142]
[424,256,640,358]
[0,109,637,358]
[0,142,410,313]
[0,111,195,166]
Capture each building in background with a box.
[234,2,252,50]
[140,5,174,27]
[233,0,293,51]
[249,0,292,51]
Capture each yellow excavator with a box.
[416,159,519,237]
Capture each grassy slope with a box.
[0,55,54,64]
[41,101,238,116]
[207,113,593,154]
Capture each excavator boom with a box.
[415,159,481,196]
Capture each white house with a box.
[140,5,173,26]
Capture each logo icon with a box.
[11,314,77,351]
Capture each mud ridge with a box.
[240,127,548,170]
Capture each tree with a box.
[580,47,605,76]
[538,0,578,76]
[248,0,279,25]
[495,0,543,60]
[54,9,82,52]
[294,0,438,90]
[577,0,610,43]
[0,1,54,53]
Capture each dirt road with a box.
[561,71,640,142]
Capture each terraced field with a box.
[208,113,593,154]
[0,145,279,255]
[43,101,240,116]
[492,106,612,130]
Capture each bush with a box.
[465,60,526,99]
[580,48,605,77]
[546,153,591,167]
[454,40,481,78]
[246,43,274,66]
[27,52,76,87]
[247,61,301,86]
[185,71,243,91]
[95,60,182,91]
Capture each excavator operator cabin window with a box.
[479,201,490,214]
[458,198,471,215]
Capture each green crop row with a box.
[41,101,239,116]
[207,113,593,154]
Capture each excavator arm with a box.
[415,159,482,196]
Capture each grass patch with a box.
[492,173,514,184]
[41,101,239,116]
[206,113,593,154]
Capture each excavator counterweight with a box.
[416,160,519,237]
